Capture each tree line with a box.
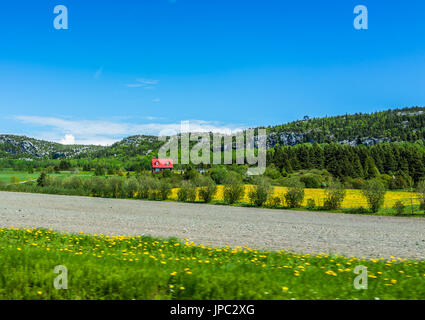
[267,142,425,186]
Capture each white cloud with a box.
[13,115,245,146]
[60,134,75,145]
[152,98,161,103]
[125,78,159,89]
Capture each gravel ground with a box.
[1,191,425,259]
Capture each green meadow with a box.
[0,170,39,184]
[0,227,424,300]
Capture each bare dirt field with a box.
[1,191,424,259]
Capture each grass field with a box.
[0,170,85,184]
[1,227,424,300]
[0,171,40,184]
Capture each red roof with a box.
[152,158,173,169]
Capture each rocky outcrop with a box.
[0,135,103,159]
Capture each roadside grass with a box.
[0,227,424,300]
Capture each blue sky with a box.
[1,0,425,145]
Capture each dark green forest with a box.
[267,142,425,188]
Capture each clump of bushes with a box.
[197,176,217,203]
[416,180,425,211]
[351,178,365,190]
[267,196,281,208]
[361,179,386,213]
[248,177,272,207]
[87,177,107,197]
[300,174,322,189]
[108,176,124,198]
[95,166,105,176]
[223,173,245,204]
[62,176,83,190]
[124,178,139,198]
[209,167,229,185]
[177,181,197,202]
[138,176,154,199]
[323,180,346,210]
[284,178,305,208]
[306,198,316,210]
[393,200,405,216]
[158,180,172,200]
[37,172,47,187]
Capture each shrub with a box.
[37,172,47,187]
[162,170,172,178]
[393,200,405,216]
[223,174,245,204]
[148,178,161,200]
[183,167,199,180]
[107,167,116,175]
[209,167,229,185]
[284,179,305,208]
[46,176,63,188]
[62,176,83,190]
[361,179,386,213]
[264,165,282,180]
[323,180,346,210]
[86,177,107,197]
[390,174,411,190]
[267,196,281,208]
[248,177,272,207]
[124,178,139,198]
[416,180,425,209]
[306,198,316,210]
[108,177,124,198]
[0,180,5,189]
[177,181,197,202]
[197,176,217,203]
[300,174,322,189]
[45,166,55,174]
[138,176,153,199]
[95,166,105,176]
[158,180,172,200]
[352,178,365,190]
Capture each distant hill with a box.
[264,106,425,147]
[0,135,104,159]
[90,135,166,158]
[2,106,425,159]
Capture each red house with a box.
[152,158,173,173]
